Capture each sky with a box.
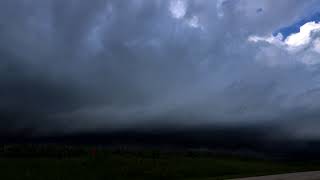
[1,0,320,145]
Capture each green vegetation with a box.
[0,144,319,180]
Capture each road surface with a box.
[232,171,320,180]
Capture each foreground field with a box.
[0,145,319,180]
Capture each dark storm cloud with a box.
[1,0,320,142]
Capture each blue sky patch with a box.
[274,12,320,39]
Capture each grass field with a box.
[0,145,319,180]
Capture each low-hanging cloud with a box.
[0,0,320,141]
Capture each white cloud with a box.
[168,0,203,30]
[285,21,320,48]
[248,33,284,46]
[169,0,187,19]
[249,21,320,51]
[249,21,320,65]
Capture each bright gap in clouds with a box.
[285,21,320,47]
[249,19,320,66]
[249,21,320,56]
[274,12,320,39]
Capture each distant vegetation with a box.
[0,144,319,180]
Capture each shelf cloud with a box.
[0,0,320,144]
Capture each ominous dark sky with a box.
[1,0,320,144]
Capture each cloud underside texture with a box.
[0,0,320,139]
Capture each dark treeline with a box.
[1,127,320,160]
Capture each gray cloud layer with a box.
[1,0,320,139]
